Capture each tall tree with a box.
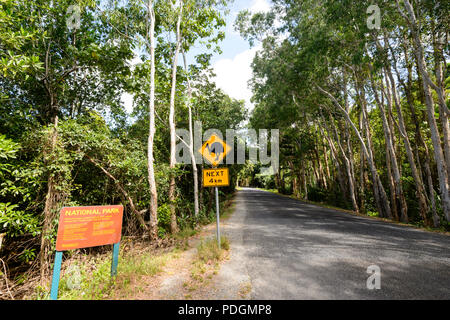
[146,0,159,240]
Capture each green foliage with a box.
[18,248,37,264]
[174,226,197,240]
[0,134,19,160]
[307,187,328,204]
[0,135,42,245]
[0,135,20,189]
[196,207,215,226]
[367,211,379,217]
[220,236,230,251]
[196,236,228,263]
[0,0,44,77]
[0,0,242,298]
[236,0,450,228]
[0,203,40,238]
[157,203,172,237]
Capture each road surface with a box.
[221,188,450,300]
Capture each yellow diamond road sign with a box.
[199,134,231,167]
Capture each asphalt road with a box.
[233,188,450,300]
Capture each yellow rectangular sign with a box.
[203,168,230,187]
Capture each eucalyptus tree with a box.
[166,0,183,233]
[395,0,450,222]
[146,0,159,240]
[156,0,228,231]
[238,0,394,217]
[100,0,167,240]
[106,0,230,232]
[237,0,450,225]
[180,0,228,218]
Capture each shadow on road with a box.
[236,188,450,300]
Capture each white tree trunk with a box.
[182,51,199,216]
[147,0,158,240]
[169,2,183,233]
[317,85,392,219]
[398,0,450,221]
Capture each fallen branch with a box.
[85,155,149,231]
[0,258,14,300]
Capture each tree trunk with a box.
[343,70,358,207]
[182,51,199,217]
[383,73,407,222]
[368,68,404,221]
[398,0,450,221]
[323,142,331,181]
[385,56,429,224]
[302,166,308,200]
[313,127,327,189]
[168,2,183,233]
[432,22,450,173]
[199,163,204,212]
[311,157,320,187]
[326,114,359,213]
[381,33,431,223]
[40,116,67,284]
[359,112,367,214]
[146,0,158,241]
[288,161,298,196]
[317,84,392,219]
[401,32,438,226]
[319,117,347,202]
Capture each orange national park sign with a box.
[55,205,124,251]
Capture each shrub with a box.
[157,203,171,237]
[196,236,229,263]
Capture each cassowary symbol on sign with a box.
[205,142,224,161]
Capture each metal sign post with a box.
[215,186,221,249]
[50,251,63,300]
[202,167,229,250]
[111,242,120,277]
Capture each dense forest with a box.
[237,0,449,227]
[0,0,246,298]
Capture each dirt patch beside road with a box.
[124,194,251,300]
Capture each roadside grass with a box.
[197,236,230,263]
[260,188,450,235]
[174,227,198,240]
[238,281,252,299]
[173,227,199,251]
[219,193,236,221]
[221,201,236,221]
[29,231,191,300]
[30,193,237,300]
[33,247,180,300]
[183,236,230,298]
[180,192,236,298]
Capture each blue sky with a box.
[204,0,271,112]
[188,0,269,64]
[122,0,272,114]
